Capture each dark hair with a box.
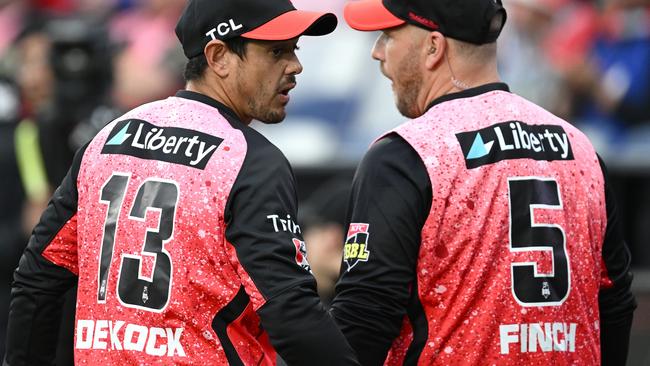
[183,55,208,82]
[183,37,250,82]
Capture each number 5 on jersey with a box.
[98,173,179,312]
[508,177,570,306]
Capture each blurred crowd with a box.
[0,0,648,363]
[500,0,650,157]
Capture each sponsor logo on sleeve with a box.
[267,214,301,234]
[455,121,574,169]
[344,223,370,271]
[292,238,311,272]
[101,119,223,169]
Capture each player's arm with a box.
[597,157,637,366]
[4,144,88,366]
[224,129,358,366]
[330,134,431,366]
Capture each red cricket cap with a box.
[344,0,507,45]
[243,10,337,41]
[343,0,405,31]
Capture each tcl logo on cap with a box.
[205,19,243,40]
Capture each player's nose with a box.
[287,56,303,76]
[371,33,386,61]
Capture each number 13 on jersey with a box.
[97,173,179,312]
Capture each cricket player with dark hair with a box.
[4,0,360,364]
[330,0,636,365]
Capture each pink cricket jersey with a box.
[382,88,608,365]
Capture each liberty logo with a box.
[106,122,132,145]
[466,133,494,159]
[456,121,574,169]
[102,119,223,169]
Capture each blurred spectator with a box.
[544,0,601,75]
[499,0,570,115]
[562,2,650,138]
[75,0,117,18]
[109,0,186,110]
[30,0,75,13]
[0,1,23,60]
[300,178,352,304]
[24,16,120,187]
[14,19,54,229]
[0,77,28,360]
[15,20,54,116]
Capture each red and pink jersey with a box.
[332,83,635,365]
[6,91,359,366]
[46,94,270,364]
[385,87,605,365]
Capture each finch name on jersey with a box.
[499,322,577,355]
[101,119,223,169]
[456,121,574,169]
[75,319,186,357]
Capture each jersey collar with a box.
[425,82,510,112]
[175,90,242,124]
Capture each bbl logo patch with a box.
[292,238,311,272]
[344,223,370,271]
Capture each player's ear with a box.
[424,31,445,70]
[204,40,231,78]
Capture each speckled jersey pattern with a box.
[383,90,607,365]
[42,96,273,365]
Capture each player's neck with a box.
[185,80,253,124]
[421,63,500,114]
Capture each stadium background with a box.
[0,0,648,364]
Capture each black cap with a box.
[176,0,338,59]
[344,0,507,45]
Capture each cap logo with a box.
[205,19,243,40]
[408,12,438,30]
